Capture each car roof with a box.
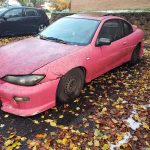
[67,13,122,21]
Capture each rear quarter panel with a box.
[128,28,144,57]
[38,10,49,26]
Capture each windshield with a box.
[39,17,100,45]
[0,8,8,16]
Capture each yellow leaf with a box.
[88,141,93,146]
[76,107,80,110]
[9,134,15,139]
[74,99,79,103]
[117,135,123,141]
[4,140,13,147]
[103,126,110,130]
[117,97,123,102]
[69,142,75,149]
[143,123,149,130]
[94,140,100,147]
[94,129,100,137]
[59,115,64,118]
[6,146,13,150]
[11,141,21,148]
[72,147,79,150]
[50,121,57,127]
[145,141,150,146]
[32,145,37,150]
[45,119,53,123]
[101,107,107,114]
[16,146,21,149]
[122,143,129,148]
[21,137,27,141]
[28,141,37,147]
[33,120,39,124]
[112,119,118,124]
[115,105,123,109]
[133,114,140,122]
[102,135,108,140]
[102,144,110,150]
[56,139,62,144]
[62,138,67,145]
[49,147,54,150]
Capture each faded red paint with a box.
[0,15,144,116]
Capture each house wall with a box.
[71,0,150,12]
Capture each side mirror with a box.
[96,38,111,46]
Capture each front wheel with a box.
[57,68,85,103]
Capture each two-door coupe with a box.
[0,14,144,116]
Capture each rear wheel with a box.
[129,44,141,66]
[38,24,46,32]
[57,68,85,103]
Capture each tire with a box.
[38,24,47,32]
[129,44,141,66]
[57,68,85,103]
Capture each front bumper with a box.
[0,79,59,116]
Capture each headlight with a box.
[2,74,45,86]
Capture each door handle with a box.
[123,42,127,45]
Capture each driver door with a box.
[96,19,128,73]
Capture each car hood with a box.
[0,37,82,78]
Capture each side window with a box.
[4,9,22,18]
[122,20,133,36]
[25,9,38,17]
[98,20,123,42]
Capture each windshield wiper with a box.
[47,37,68,44]
[38,35,67,44]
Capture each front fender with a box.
[46,47,89,81]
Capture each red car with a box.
[0,14,144,116]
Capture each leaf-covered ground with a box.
[0,37,150,150]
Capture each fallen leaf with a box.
[50,122,57,127]
[62,138,67,145]
[112,119,118,124]
[143,123,149,130]
[4,114,9,118]
[4,140,13,147]
[94,129,100,137]
[102,144,110,150]
[59,115,64,119]
[117,135,123,141]
[76,107,80,110]
[133,114,140,122]
[35,134,47,139]
[33,120,39,124]
[88,141,93,146]
[94,140,100,147]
